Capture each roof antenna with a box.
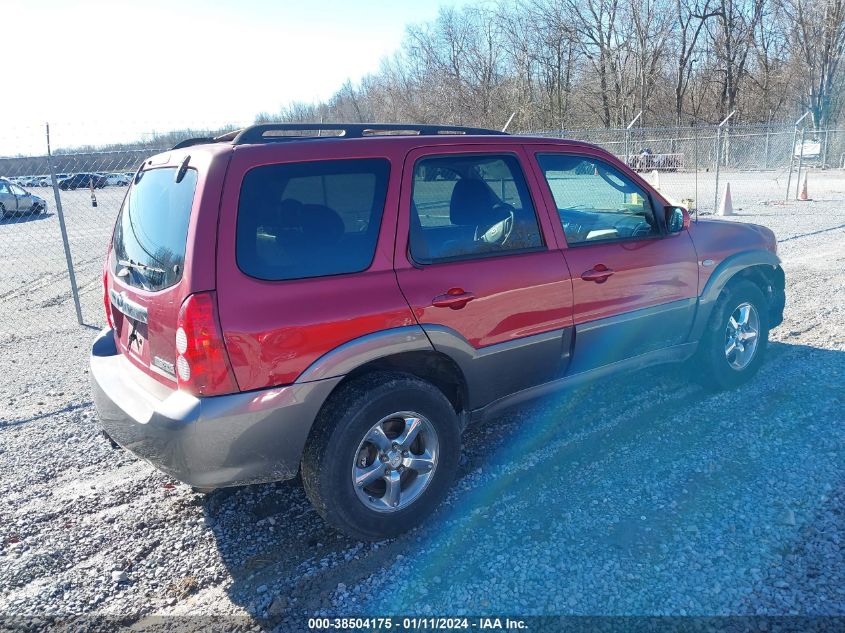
[501,112,516,133]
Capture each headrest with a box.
[300,203,345,242]
[275,198,304,229]
[449,179,499,226]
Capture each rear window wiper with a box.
[117,259,165,278]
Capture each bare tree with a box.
[709,0,766,119]
[562,0,630,126]
[496,1,538,128]
[672,0,719,124]
[260,0,845,130]
[782,0,845,127]
[529,0,580,128]
[747,0,792,120]
[630,0,673,125]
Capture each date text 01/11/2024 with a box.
[306,617,528,630]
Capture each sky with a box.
[3,0,461,155]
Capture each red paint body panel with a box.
[557,235,699,325]
[394,144,574,348]
[219,271,416,391]
[215,141,416,392]
[397,252,574,346]
[103,133,778,396]
[687,218,778,290]
[108,145,232,387]
[522,143,700,323]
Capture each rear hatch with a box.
[106,157,203,385]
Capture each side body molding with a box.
[295,326,434,383]
[295,323,572,412]
[423,325,572,409]
[689,249,782,342]
[568,298,697,375]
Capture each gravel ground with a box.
[0,170,843,629]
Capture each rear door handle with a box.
[432,289,476,309]
[581,265,615,283]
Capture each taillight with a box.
[103,265,114,330]
[175,292,238,396]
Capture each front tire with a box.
[301,371,461,541]
[696,279,769,390]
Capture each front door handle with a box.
[581,264,615,283]
[432,289,476,310]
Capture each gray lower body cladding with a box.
[423,325,572,409]
[767,265,786,328]
[89,328,341,488]
[88,272,781,489]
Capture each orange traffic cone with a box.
[717,182,733,216]
[799,175,809,201]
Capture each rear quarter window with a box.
[236,158,390,281]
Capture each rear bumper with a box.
[89,328,342,488]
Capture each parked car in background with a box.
[58,173,107,190]
[0,178,47,218]
[105,173,131,186]
[40,174,71,187]
[91,122,785,541]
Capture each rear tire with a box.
[301,371,461,541]
[695,279,769,390]
[0,203,7,220]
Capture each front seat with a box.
[449,178,501,230]
[439,179,509,256]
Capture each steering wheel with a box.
[475,203,515,246]
[613,211,655,238]
[597,166,633,194]
[630,222,654,237]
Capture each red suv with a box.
[91,123,785,540]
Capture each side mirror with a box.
[665,206,690,234]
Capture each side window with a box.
[536,154,659,245]
[10,185,26,195]
[0,183,10,194]
[236,158,390,281]
[409,154,544,264]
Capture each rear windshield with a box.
[112,167,198,291]
[236,158,390,281]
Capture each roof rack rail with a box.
[171,137,217,150]
[229,123,507,146]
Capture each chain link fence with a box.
[1,122,843,395]
[1,127,167,329]
[0,125,172,404]
[532,123,845,213]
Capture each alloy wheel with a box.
[725,301,760,370]
[352,411,439,513]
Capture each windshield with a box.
[112,167,197,291]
